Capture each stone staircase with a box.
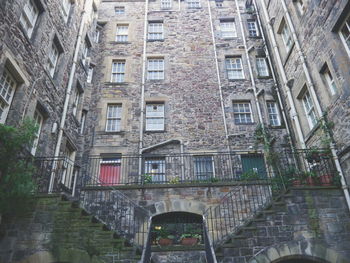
[0,194,142,263]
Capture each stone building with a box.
[1,0,350,262]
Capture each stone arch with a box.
[249,240,348,263]
[150,199,207,216]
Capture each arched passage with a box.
[150,211,204,246]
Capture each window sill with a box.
[111,41,131,44]
[104,82,129,86]
[268,125,285,129]
[98,131,125,135]
[257,76,272,79]
[228,78,246,81]
[144,130,166,133]
[304,122,321,143]
[147,79,165,82]
[283,43,295,66]
[248,36,262,39]
[222,37,238,40]
[234,122,256,125]
[147,39,165,42]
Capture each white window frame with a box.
[161,0,172,9]
[302,90,317,129]
[256,57,269,77]
[115,6,125,15]
[30,109,44,155]
[187,0,201,9]
[80,110,87,134]
[215,0,223,7]
[147,58,164,80]
[81,40,90,65]
[194,155,215,180]
[220,20,237,38]
[233,102,253,124]
[61,0,71,22]
[47,42,60,77]
[72,87,83,117]
[105,104,122,132]
[116,24,128,42]
[339,15,350,59]
[266,102,281,127]
[19,0,39,38]
[111,61,125,83]
[87,65,94,83]
[146,103,165,131]
[148,22,164,40]
[280,20,293,53]
[144,158,166,183]
[0,70,17,124]
[226,57,244,80]
[324,68,337,96]
[247,20,259,37]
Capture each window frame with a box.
[266,101,281,127]
[111,60,126,83]
[114,6,125,15]
[226,57,245,80]
[47,41,60,78]
[61,0,72,22]
[160,0,172,9]
[301,90,317,129]
[145,103,165,131]
[247,20,259,37]
[105,104,122,132]
[256,57,270,77]
[19,0,40,38]
[295,0,305,15]
[147,58,165,80]
[220,20,237,38]
[0,70,17,124]
[233,102,254,124]
[280,19,293,53]
[144,157,166,183]
[116,24,129,42]
[339,14,350,59]
[30,109,44,155]
[187,0,201,9]
[324,68,337,96]
[72,85,83,117]
[193,155,215,180]
[148,22,164,41]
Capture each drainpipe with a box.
[258,0,306,149]
[252,0,292,143]
[138,0,149,179]
[234,0,264,128]
[279,0,350,211]
[48,0,92,193]
[206,0,230,152]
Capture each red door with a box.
[100,163,121,185]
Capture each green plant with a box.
[180,233,201,240]
[240,170,260,180]
[210,177,219,183]
[143,174,152,184]
[0,119,38,215]
[169,176,180,184]
[305,148,321,163]
[155,228,174,241]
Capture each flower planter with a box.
[158,238,173,246]
[319,174,332,186]
[180,237,198,246]
[306,177,315,186]
[292,179,302,187]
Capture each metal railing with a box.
[84,152,268,186]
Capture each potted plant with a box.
[240,170,260,181]
[303,171,317,186]
[156,229,174,246]
[319,173,332,186]
[305,148,321,163]
[180,233,201,246]
[143,174,152,184]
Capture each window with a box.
[61,144,75,190]
[30,109,44,155]
[233,102,253,124]
[47,42,60,77]
[194,156,214,180]
[144,158,166,183]
[256,57,269,77]
[161,0,172,9]
[94,28,100,43]
[87,65,94,83]
[226,57,244,79]
[81,39,91,65]
[61,0,71,22]
[247,20,259,37]
[116,24,128,42]
[146,103,165,131]
[280,20,293,52]
[100,157,121,185]
[241,154,267,179]
[111,61,125,83]
[80,110,87,134]
[302,90,317,129]
[220,20,236,38]
[148,22,164,40]
[72,85,83,117]
[115,6,125,15]
[0,70,17,124]
[323,67,337,96]
[106,104,122,132]
[340,15,350,57]
[147,58,164,80]
[295,0,305,15]
[187,0,201,9]
[266,102,281,126]
[19,0,39,38]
